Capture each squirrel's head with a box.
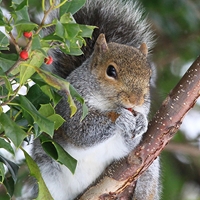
[89,34,152,112]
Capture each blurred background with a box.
[0,0,200,199]
[140,0,200,199]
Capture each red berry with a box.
[20,50,29,60]
[23,31,32,38]
[44,56,53,65]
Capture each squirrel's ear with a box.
[139,43,148,56]
[94,34,108,54]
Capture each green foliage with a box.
[0,112,27,147]
[0,155,19,197]
[22,149,54,200]
[40,134,77,174]
[0,0,94,198]
[0,31,9,50]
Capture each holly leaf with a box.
[55,19,65,38]
[32,35,41,50]
[39,104,65,130]
[0,31,9,50]
[63,23,81,38]
[15,4,29,22]
[69,84,88,120]
[0,162,5,182]
[14,19,38,38]
[0,138,15,155]
[59,0,86,16]
[0,113,27,147]
[22,149,54,200]
[19,95,54,137]
[15,0,28,11]
[40,134,77,174]
[3,176,15,197]
[0,53,18,72]
[19,50,46,85]
[60,13,75,24]
[0,155,19,183]
[40,85,62,106]
[31,74,62,106]
[79,24,96,38]
[0,8,5,26]
[32,67,77,117]
[26,84,50,109]
[0,75,14,97]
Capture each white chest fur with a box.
[42,131,133,200]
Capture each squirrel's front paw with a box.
[115,109,137,138]
[115,109,148,139]
[134,112,148,137]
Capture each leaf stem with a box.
[0,73,19,86]
[0,86,21,106]
[27,126,33,135]
[13,110,22,121]
[54,0,68,9]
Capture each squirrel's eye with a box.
[106,65,117,79]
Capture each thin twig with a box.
[35,0,56,35]
[0,73,19,86]
[8,31,21,53]
[5,59,22,75]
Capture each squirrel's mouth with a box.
[126,108,137,116]
[127,108,133,112]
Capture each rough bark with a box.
[79,55,200,199]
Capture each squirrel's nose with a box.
[129,95,144,106]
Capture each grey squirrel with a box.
[21,0,160,199]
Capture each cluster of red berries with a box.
[19,31,53,65]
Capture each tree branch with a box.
[78,55,200,199]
